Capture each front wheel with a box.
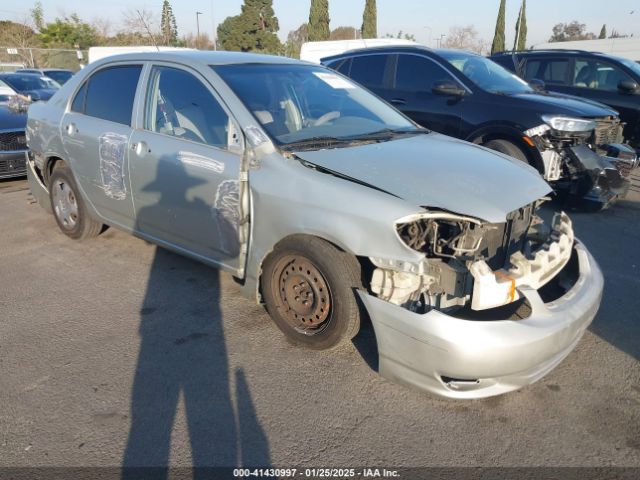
[49,162,103,240]
[484,139,529,163]
[262,236,363,350]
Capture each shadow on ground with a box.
[121,160,270,478]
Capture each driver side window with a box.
[395,55,455,92]
[145,66,229,149]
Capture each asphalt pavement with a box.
[0,176,638,474]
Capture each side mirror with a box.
[529,78,546,92]
[432,81,466,97]
[618,79,639,95]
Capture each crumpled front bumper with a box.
[359,241,603,399]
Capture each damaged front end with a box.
[524,116,638,210]
[371,202,571,313]
[363,204,603,398]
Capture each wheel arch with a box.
[467,125,545,174]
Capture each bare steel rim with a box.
[271,254,333,335]
[52,179,78,230]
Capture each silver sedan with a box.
[25,51,603,398]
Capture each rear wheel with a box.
[262,236,362,350]
[484,139,529,163]
[49,163,103,240]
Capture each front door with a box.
[385,54,464,137]
[129,64,244,271]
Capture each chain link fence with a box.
[0,47,88,71]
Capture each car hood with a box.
[294,133,552,223]
[508,91,618,117]
[0,104,27,130]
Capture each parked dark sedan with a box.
[16,68,74,85]
[0,73,58,102]
[323,46,637,209]
[491,50,640,151]
[0,101,28,178]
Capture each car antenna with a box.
[135,9,160,51]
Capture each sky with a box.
[0,0,638,48]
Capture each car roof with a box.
[90,50,305,68]
[321,45,483,63]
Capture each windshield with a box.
[1,74,52,92]
[46,70,73,85]
[439,51,533,94]
[213,64,419,148]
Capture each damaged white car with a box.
[26,51,604,399]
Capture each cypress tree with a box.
[599,24,607,39]
[491,0,506,54]
[160,0,178,46]
[308,0,330,41]
[217,0,281,53]
[361,0,377,39]
[514,0,527,51]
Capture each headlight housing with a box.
[541,115,596,134]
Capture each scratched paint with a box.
[98,133,128,200]
[177,151,225,174]
[213,179,240,256]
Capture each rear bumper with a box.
[0,151,27,179]
[26,156,52,213]
[359,241,603,399]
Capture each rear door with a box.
[128,63,244,271]
[60,64,142,229]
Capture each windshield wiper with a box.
[281,136,356,151]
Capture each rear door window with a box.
[349,54,388,88]
[524,58,569,84]
[83,65,142,125]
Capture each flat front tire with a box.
[49,162,103,240]
[262,236,362,350]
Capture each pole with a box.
[196,11,203,49]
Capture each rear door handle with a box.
[65,123,77,135]
[390,98,407,105]
[131,141,148,157]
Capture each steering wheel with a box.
[313,111,341,126]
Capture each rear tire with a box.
[262,236,362,350]
[484,139,529,163]
[49,162,103,240]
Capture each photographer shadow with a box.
[122,158,270,479]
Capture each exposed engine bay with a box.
[524,117,638,209]
[370,203,575,314]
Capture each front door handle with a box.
[390,98,407,106]
[131,141,148,157]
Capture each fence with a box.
[0,47,89,71]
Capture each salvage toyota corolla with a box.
[26,51,604,398]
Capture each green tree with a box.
[383,30,416,41]
[490,0,506,54]
[30,1,44,32]
[599,24,607,39]
[217,0,282,54]
[361,0,377,39]
[308,0,330,41]
[37,14,98,49]
[160,0,178,46]
[514,0,527,51]
[549,21,596,42]
[284,23,308,58]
